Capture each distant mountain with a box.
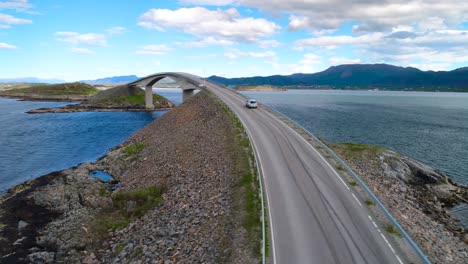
[208,64,468,91]
[81,75,140,84]
[0,77,65,84]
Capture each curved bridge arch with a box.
[129,72,205,110]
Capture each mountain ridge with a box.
[208,64,468,91]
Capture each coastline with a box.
[0,91,260,263]
[1,89,467,263]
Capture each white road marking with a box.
[352,193,363,207]
[260,109,406,264]
[396,255,404,264]
[212,86,407,264]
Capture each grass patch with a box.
[208,90,264,260]
[365,199,376,206]
[92,186,165,240]
[336,164,346,171]
[0,82,99,96]
[385,224,403,238]
[240,174,261,232]
[115,244,124,255]
[98,186,110,197]
[349,181,359,187]
[97,94,166,105]
[123,142,144,157]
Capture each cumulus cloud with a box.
[0,13,32,25]
[259,40,281,49]
[295,33,384,49]
[0,0,32,11]
[328,57,361,65]
[70,47,94,54]
[183,37,234,47]
[240,0,468,34]
[0,42,16,49]
[179,0,235,5]
[136,44,172,55]
[138,7,280,43]
[55,32,108,46]
[106,26,126,35]
[224,50,276,59]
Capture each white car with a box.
[246,99,258,108]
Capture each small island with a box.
[0,82,175,113]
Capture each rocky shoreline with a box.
[328,143,468,263]
[0,91,258,263]
[0,83,175,113]
[2,86,467,263]
[25,101,174,114]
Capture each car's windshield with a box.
[249,100,256,103]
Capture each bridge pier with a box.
[183,89,194,102]
[145,85,154,110]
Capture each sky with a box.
[1,0,467,81]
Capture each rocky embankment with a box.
[25,84,174,113]
[330,143,468,263]
[0,91,257,263]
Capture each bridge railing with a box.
[263,107,432,264]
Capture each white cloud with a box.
[0,0,32,11]
[136,44,172,55]
[224,50,276,59]
[295,33,384,49]
[240,0,468,34]
[138,7,280,43]
[182,36,234,47]
[409,63,452,71]
[70,47,94,54]
[328,57,361,65]
[0,13,32,25]
[55,32,108,46]
[179,0,235,5]
[259,40,281,49]
[106,26,126,35]
[0,42,16,49]
[286,53,324,74]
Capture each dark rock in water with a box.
[378,150,448,185]
[402,157,448,185]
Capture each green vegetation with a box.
[365,199,376,206]
[123,142,144,157]
[339,142,384,152]
[96,94,166,105]
[93,186,164,238]
[208,90,265,259]
[0,82,99,96]
[330,142,384,159]
[98,186,110,197]
[336,164,346,171]
[349,181,359,187]
[115,244,124,255]
[385,224,403,238]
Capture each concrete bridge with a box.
[129,72,205,110]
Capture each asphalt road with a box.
[178,73,405,264]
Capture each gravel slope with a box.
[1,90,258,263]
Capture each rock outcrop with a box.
[330,144,468,263]
[0,91,257,263]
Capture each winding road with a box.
[179,74,406,263]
